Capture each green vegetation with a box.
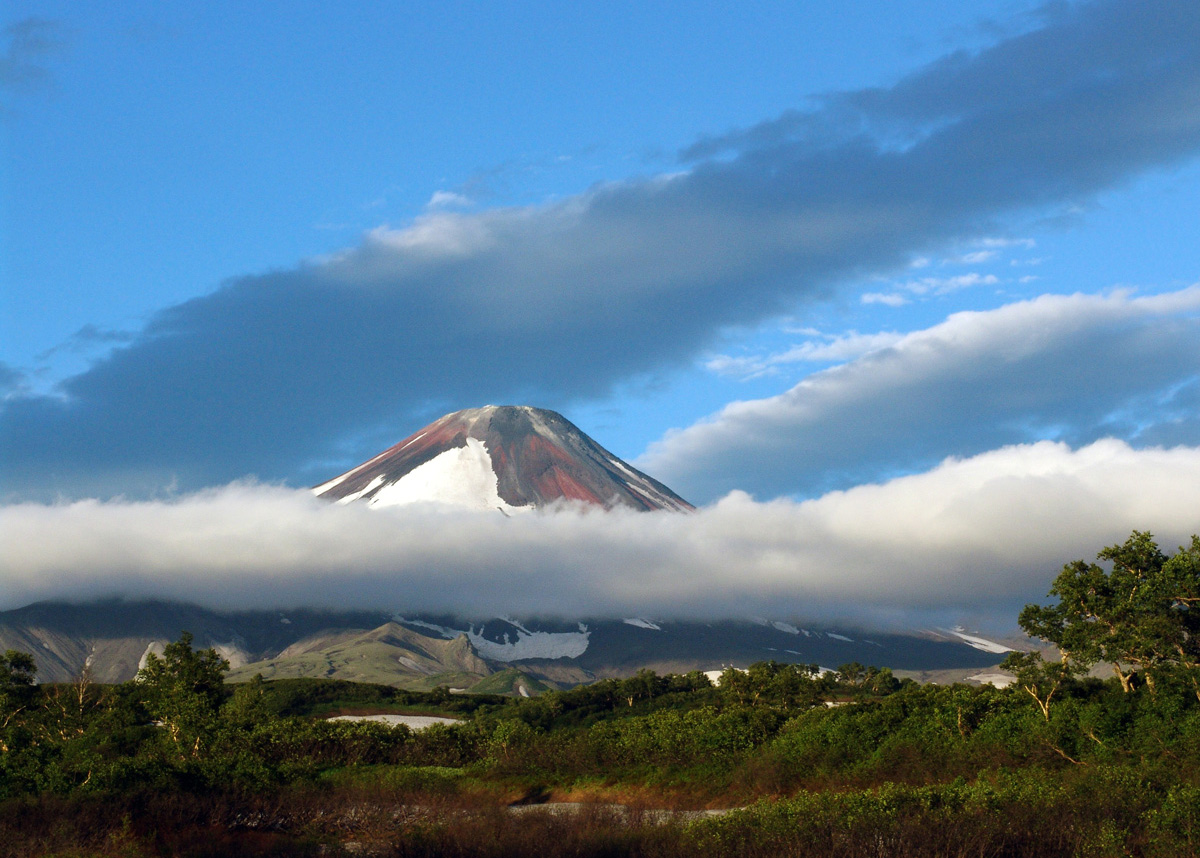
[3,531,1200,856]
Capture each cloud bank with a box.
[4,439,1198,627]
[643,287,1200,502]
[3,0,1199,499]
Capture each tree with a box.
[136,632,229,756]
[1019,531,1200,695]
[1000,651,1082,720]
[39,665,100,742]
[837,662,867,687]
[722,662,829,709]
[1157,535,1200,700]
[864,666,901,696]
[618,669,663,707]
[0,650,37,751]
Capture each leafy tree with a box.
[865,666,902,696]
[1019,531,1200,694]
[0,650,37,751]
[722,662,830,709]
[222,673,273,728]
[618,669,664,707]
[1001,650,1083,720]
[837,662,867,687]
[136,631,229,756]
[1158,535,1200,700]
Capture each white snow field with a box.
[327,714,459,729]
[359,438,526,513]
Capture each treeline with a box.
[1,531,1199,857]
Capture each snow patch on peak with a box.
[335,474,385,505]
[623,618,662,631]
[311,471,351,495]
[772,621,800,634]
[366,438,527,513]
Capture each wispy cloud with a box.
[861,292,910,307]
[897,272,1000,295]
[947,250,998,265]
[707,330,905,379]
[426,190,473,210]
[34,325,136,362]
[978,237,1036,250]
[641,286,1200,502]
[3,439,1197,626]
[3,0,1199,499]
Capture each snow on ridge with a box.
[335,474,385,505]
[946,628,1013,654]
[395,616,591,660]
[315,434,426,495]
[522,406,554,440]
[772,621,800,634]
[395,617,461,640]
[311,471,351,495]
[826,632,854,642]
[467,624,590,661]
[623,618,662,631]
[497,616,531,635]
[398,431,427,452]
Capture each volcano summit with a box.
[313,405,693,513]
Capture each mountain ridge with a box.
[0,599,1008,688]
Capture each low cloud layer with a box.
[642,287,1200,502]
[4,439,1198,627]
[3,0,1199,499]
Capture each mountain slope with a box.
[313,405,693,512]
[0,601,1008,687]
[225,622,494,689]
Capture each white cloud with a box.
[641,286,1200,502]
[707,330,905,379]
[979,237,1036,249]
[947,250,998,264]
[861,291,910,307]
[2,440,1197,626]
[426,190,473,210]
[899,272,999,295]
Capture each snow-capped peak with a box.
[314,405,693,513]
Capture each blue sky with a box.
[2,1,1200,623]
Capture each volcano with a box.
[313,405,693,513]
